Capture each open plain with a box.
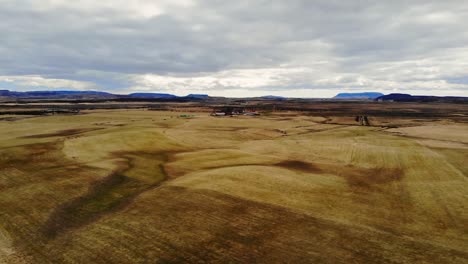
[0,101,467,263]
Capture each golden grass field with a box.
[0,109,467,263]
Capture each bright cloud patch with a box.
[0,76,98,90]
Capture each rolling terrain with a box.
[0,104,467,263]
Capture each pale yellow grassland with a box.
[0,109,467,263]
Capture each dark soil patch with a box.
[205,126,249,132]
[42,152,168,238]
[336,166,405,191]
[41,171,156,238]
[275,160,323,173]
[21,128,103,138]
[276,160,404,191]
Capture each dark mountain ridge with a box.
[376,93,468,103]
[334,92,384,99]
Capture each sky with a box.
[1,0,467,98]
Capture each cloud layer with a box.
[1,0,467,97]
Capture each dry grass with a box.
[0,109,467,263]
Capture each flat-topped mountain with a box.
[129,93,178,99]
[334,92,384,99]
[376,93,468,102]
[186,94,210,99]
[0,90,116,99]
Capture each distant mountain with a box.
[186,94,209,99]
[0,90,116,99]
[0,90,10,96]
[0,90,113,96]
[259,95,286,100]
[0,90,217,102]
[2,89,466,102]
[376,93,468,103]
[375,93,412,101]
[334,92,384,99]
[128,93,177,99]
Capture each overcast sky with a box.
[1,0,467,97]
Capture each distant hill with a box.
[0,90,11,96]
[129,93,177,99]
[186,94,210,99]
[0,90,117,99]
[259,95,286,100]
[0,89,215,102]
[376,93,468,103]
[334,92,384,99]
[4,89,465,103]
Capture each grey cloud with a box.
[0,0,467,96]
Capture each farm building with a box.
[210,106,259,116]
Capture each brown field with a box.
[0,101,467,263]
